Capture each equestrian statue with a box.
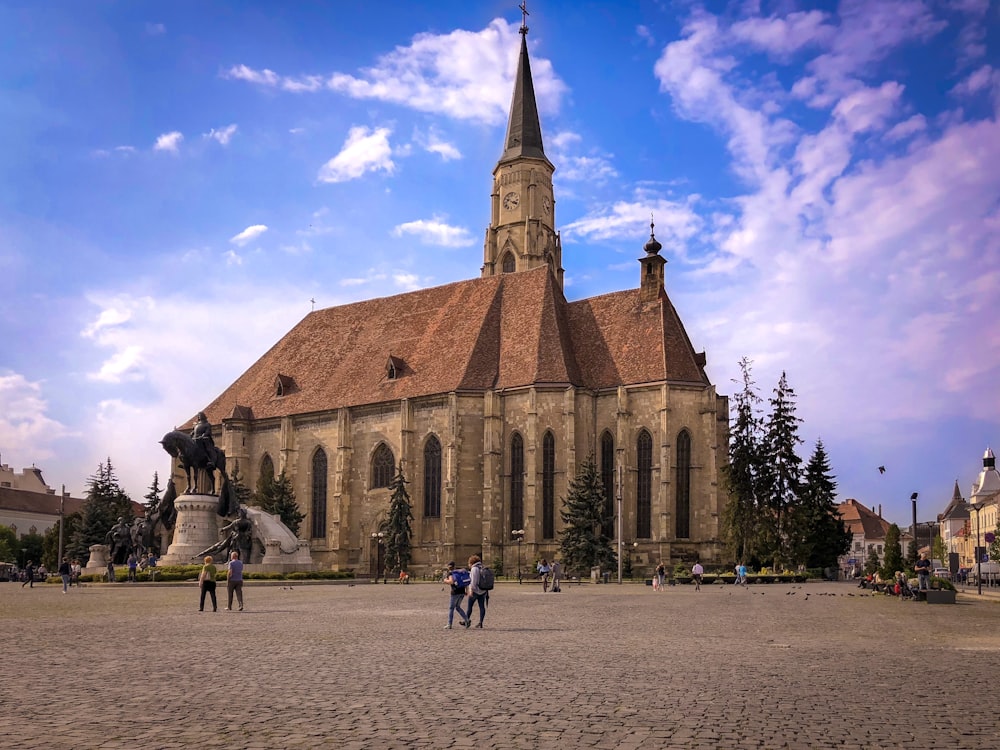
[160,412,239,516]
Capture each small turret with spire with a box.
[639,216,667,303]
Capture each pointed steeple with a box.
[498,20,550,166]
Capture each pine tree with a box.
[789,440,850,569]
[881,524,904,579]
[143,472,162,516]
[228,461,253,508]
[760,372,803,569]
[67,459,133,561]
[258,469,303,536]
[41,512,81,569]
[0,524,17,563]
[383,462,414,577]
[558,456,617,577]
[864,546,881,576]
[722,357,765,566]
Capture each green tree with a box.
[864,546,881,576]
[906,540,918,568]
[41,512,81,569]
[881,524,904,579]
[228,461,252,508]
[0,524,18,563]
[558,455,617,577]
[67,459,133,561]
[143,472,162,516]
[989,518,1000,563]
[20,532,44,571]
[383,462,414,577]
[760,371,804,569]
[721,357,766,566]
[932,534,946,564]
[257,469,303,536]
[788,440,850,569]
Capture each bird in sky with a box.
[878,466,886,474]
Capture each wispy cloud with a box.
[317,125,395,183]
[205,124,238,145]
[391,217,474,247]
[153,131,184,153]
[0,371,76,464]
[229,224,268,246]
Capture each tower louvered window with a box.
[510,433,524,531]
[675,431,691,539]
[424,435,442,518]
[311,448,327,539]
[542,431,555,539]
[636,430,652,539]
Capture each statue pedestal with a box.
[160,494,221,564]
[84,544,110,574]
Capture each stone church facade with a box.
[188,24,729,577]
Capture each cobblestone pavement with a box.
[2,580,998,750]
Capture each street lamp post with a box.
[511,529,524,583]
[969,502,983,596]
[370,531,385,584]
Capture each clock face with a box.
[542,196,551,215]
[503,191,520,210]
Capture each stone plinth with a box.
[252,538,315,574]
[84,544,110,574]
[159,494,221,564]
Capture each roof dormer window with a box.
[274,374,296,397]
[386,355,405,380]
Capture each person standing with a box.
[58,558,71,593]
[537,558,551,592]
[692,562,704,592]
[550,559,563,593]
[199,555,218,612]
[654,562,666,591]
[225,551,244,611]
[70,559,81,586]
[466,555,489,628]
[127,553,138,582]
[915,553,931,592]
[146,552,158,582]
[443,561,470,629]
[21,560,35,588]
[736,562,748,586]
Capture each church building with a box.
[189,20,729,577]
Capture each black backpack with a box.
[478,566,495,591]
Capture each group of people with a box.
[535,558,562,592]
[443,555,490,629]
[105,551,158,583]
[197,550,245,612]
[652,561,706,590]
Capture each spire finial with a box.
[519,1,529,35]
[644,213,662,255]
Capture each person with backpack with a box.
[443,561,470,629]
[466,555,491,628]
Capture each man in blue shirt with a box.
[226,551,245,611]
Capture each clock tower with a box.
[482,17,563,289]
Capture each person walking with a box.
[692,562,704,591]
[198,555,218,612]
[58,558,72,593]
[550,558,563,593]
[466,555,489,628]
[106,560,117,583]
[21,560,35,588]
[443,561,470,629]
[225,551,244,611]
[736,562,748,586]
[537,558,551,592]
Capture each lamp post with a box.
[370,531,385,584]
[969,502,983,596]
[511,529,524,583]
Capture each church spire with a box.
[498,4,550,166]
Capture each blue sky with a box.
[1,0,998,528]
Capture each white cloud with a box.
[391,217,474,247]
[393,272,422,290]
[229,224,268,246]
[153,131,184,153]
[0,372,75,465]
[730,10,835,58]
[425,138,461,161]
[563,197,702,247]
[226,19,567,125]
[317,126,395,183]
[205,124,238,145]
[224,250,243,266]
[89,345,145,383]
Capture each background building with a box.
[0,461,84,542]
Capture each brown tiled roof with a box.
[193,267,711,426]
[0,487,85,516]
[837,498,891,541]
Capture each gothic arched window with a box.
[600,430,615,538]
[501,252,516,273]
[510,433,524,531]
[259,454,275,491]
[423,435,442,518]
[636,430,652,539]
[542,431,555,539]
[311,448,328,539]
[675,430,691,539]
[371,443,395,489]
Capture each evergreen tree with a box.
[258,469,303,536]
[721,357,765,566]
[558,456,617,576]
[41,512,81,569]
[906,540,918,568]
[20,532,44,571]
[67,459,133,561]
[143,472,162,516]
[864,546,881,576]
[0,524,17,563]
[789,440,851,569]
[383,462,414,577]
[254,462,275,505]
[881,524,904,579]
[760,371,803,568]
[228,461,253,508]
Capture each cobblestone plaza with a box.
[2,581,998,749]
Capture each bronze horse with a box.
[141,477,179,556]
[159,430,226,495]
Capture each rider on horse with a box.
[192,412,219,470]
